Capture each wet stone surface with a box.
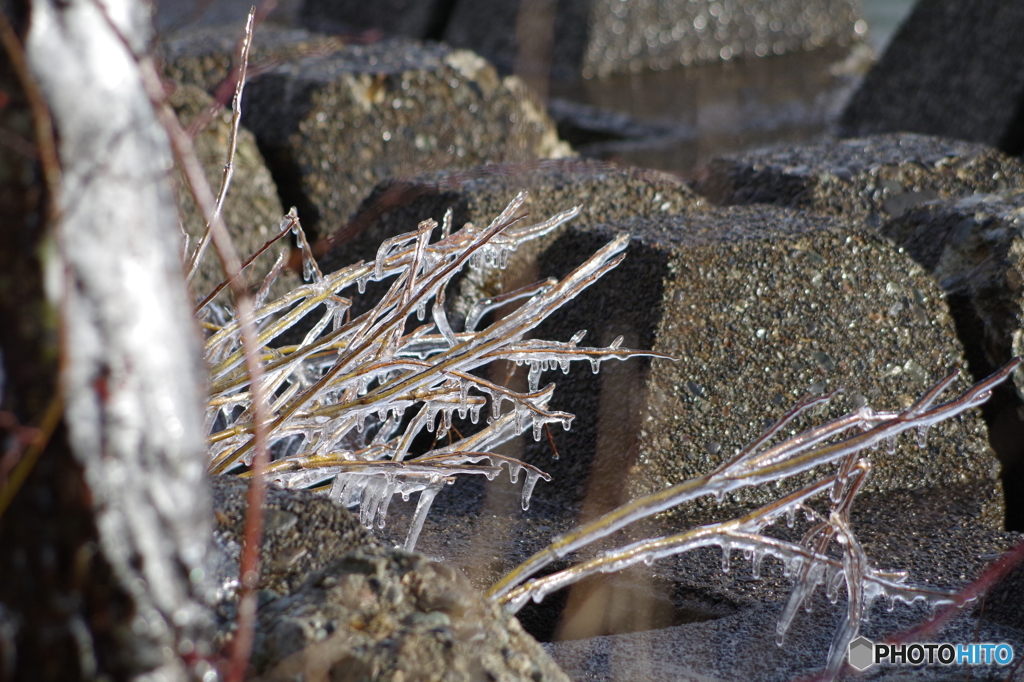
[581,0,864,78]
[210,477,568,681]
[693,133,1024,223]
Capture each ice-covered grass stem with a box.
[201,191,671,551]
[491,358,1021,680]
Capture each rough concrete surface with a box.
[693,134,1024,224]
[161,24,347,95]
[443,0,864,81]
[523,205,1002,526]
[318,158,704,325]
[839,0,1024,154]
[169,83,293,301]
[210,477,569,681]
[883,191,1024,389]
[237,36,570,241]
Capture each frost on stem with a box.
[200,192,670,550]
[491,358,1020,681]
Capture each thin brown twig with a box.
[0,394,63,520]
[193,210,298,315]
[185,6,256,286]
[543,423,560,460]
[0,8,61,211]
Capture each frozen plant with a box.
[195,181,1020,680]
[490,358,1020,680]
[200,192,669,551]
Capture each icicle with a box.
[440,207,452,240]
[751,549,765,579]
[528,360,542,393]
[360,477,387,528]
[433,300,457,347]
[302,248,321,284]
[357,273,368,294]
[508,462,522,485]
[374,243,389,280]
[720,545,731,573]
[416,298,428,321]
[404,482,442,551]
[532,417,543,441]
[826,565,842,603]
[521,470,541,510]
[916,425,928,449]
[885,435,896,454]
[589,357,602,374]
[514,402,527,435]
[458,381,470,419]
[375,478,397,529]
[470,403,482,424]
[785,507,796,529]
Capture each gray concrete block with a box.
[236,37,570,241]
[443,0,864,81]
[169,83,293,301]
[693,133,1024,223]
[527,204,1002,530]
[839,0,1024,154]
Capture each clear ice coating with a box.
[204,194,662,552]
[200,195,1020,682]
[490,360,1019,682]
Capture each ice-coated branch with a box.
[487,359,1018,602]
[204,194,667,548]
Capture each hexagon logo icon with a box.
[848,636,875,671]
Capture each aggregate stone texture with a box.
[161,25,348,96]
[318,158,704,323]
[882,191,1024,398]
[168,83,298,302]
[210,477,569,682]
[580,0,864,78]
[693,134,1024,224]
[442,0,863,81]
[519,204,1004,529]
[838,0,1024,153]
[236,36,571,241]
[545,592,1024,682]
